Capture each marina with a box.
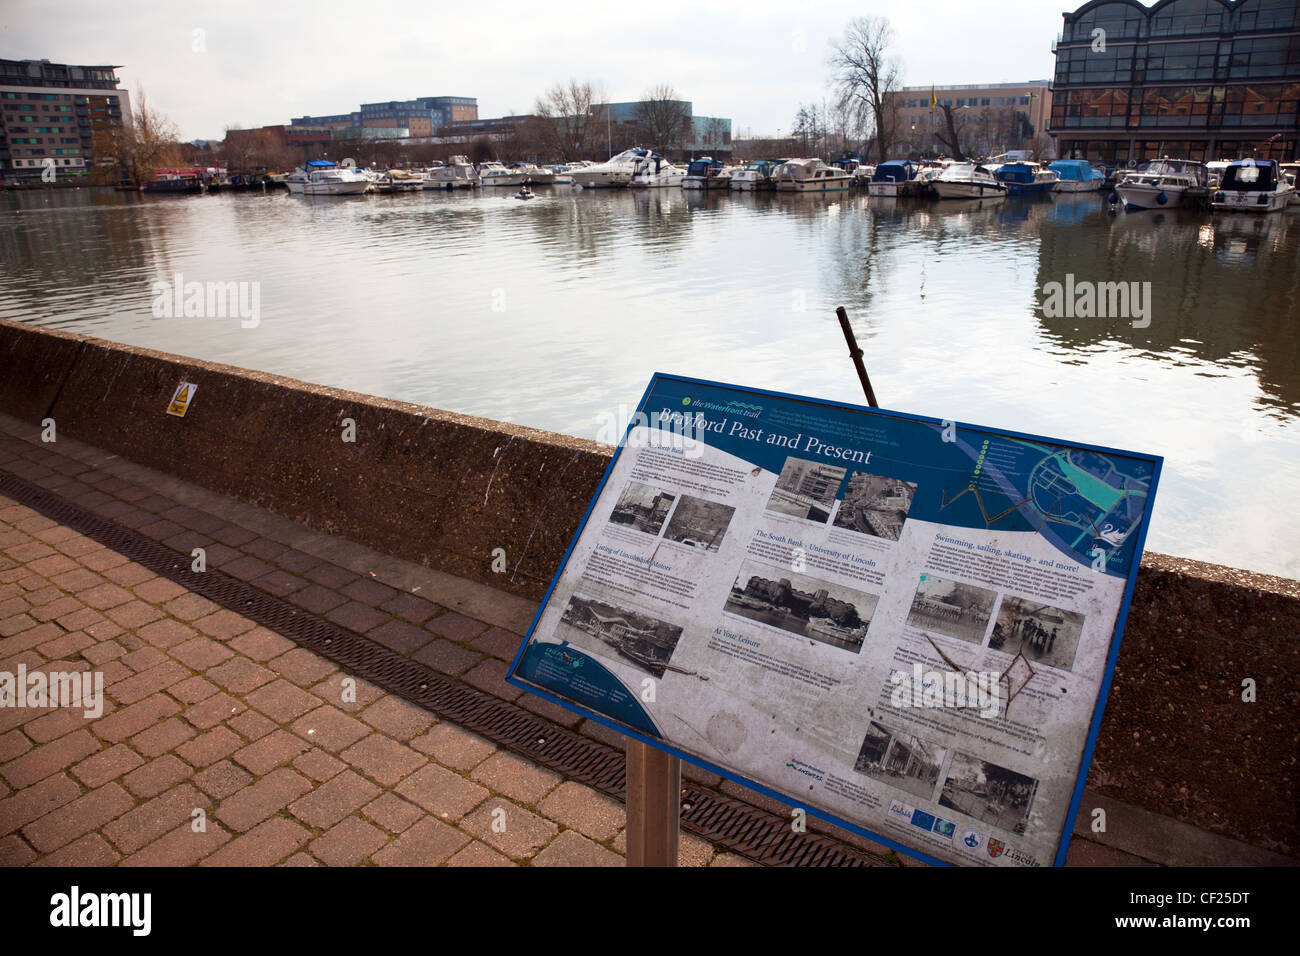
[3,184,1298,580]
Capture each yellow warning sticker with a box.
[167,382,197,417]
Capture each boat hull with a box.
[1053,179,1105,193]
[778,178,851,192]
[300,180,369,196]
[932,180,1005,199]
[1115,183,1192,210]
[1212,189,1289,213]
[1001,181,1056,195]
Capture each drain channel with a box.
[0,467,889,867]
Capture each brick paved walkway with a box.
[0,412,1201,868]
[0,418,757,867]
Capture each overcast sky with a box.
[1,0,1065,140]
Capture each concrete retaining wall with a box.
[1,318,1296,857]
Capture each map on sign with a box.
[507,374,1161,867]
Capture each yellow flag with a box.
[930,87,937,109]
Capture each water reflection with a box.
[1,187,1297,578]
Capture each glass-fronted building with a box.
[1050,0,1299,164]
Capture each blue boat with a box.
[867,160,924,196]
[1048,160,1106,193]
[995,162,1060,195]
[682,157,730,190]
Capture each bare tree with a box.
[633,84,691,155]
[828,17,902,164]
[533,80,607,161]
[100,87,182,184]
[935,105,968,161]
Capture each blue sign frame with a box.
[507,373,1162,867]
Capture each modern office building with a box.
[291,96,477,133]
[0,58,130,182]
[888,82,1052,157]
[1049,0,1300,164]
[602,100,731,156]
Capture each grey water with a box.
[2,186,1297,579]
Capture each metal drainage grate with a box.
[0,467,889,867]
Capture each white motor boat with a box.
[1278,163,1300,205]
[1114,158,1208,210]
[682,157,731,189]
[1211,158,1291,213]
[510,163,556,185]
[931,162,1007,200]
[545,164,576,185]
[373,169,424,193]
[571,148,652,188]
[730,159,784,190]
[628,152,684,187]
[423,156,478,189]
[773,158,853,192]
[478,162,526,187]
[285,160,370,196]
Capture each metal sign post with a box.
[625,738,681,867]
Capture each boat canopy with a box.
[871,160,921,182]
[306,160,338,168]
[686,158,723,176]
[1219,159,1280,191]
[1049,160,1103,182]
[995,162,1040,184]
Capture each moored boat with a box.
[1113,158,1209,210]
[1279,163,1300,205]
[285,160,370,196]
[682,157,731,189]
[373,169,424,193]
[995,161,1060,195]
[628,152,684,187]
[423,156,478,189]
[478,162,526,187]
[1211,158,1290,213]
[510,163,555,185]
[867,159,924,197]
[1049,159,1106,193]
[730,159,784,190]
[571,148,652,188]
[931,162,1007,199]
[773,158,852,192]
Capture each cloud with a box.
[0,0,1060,139]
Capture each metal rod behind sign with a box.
[836,306,879,409]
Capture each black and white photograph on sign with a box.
[723,560,878,652]
[990,597,1085,671]
[765,457,847,523]
[832,472,918,541]
[662,495,735,552]
[938,752,1039,835]
[554,594,685,680]
[906,574,998,645]
[608,481,676,536]
[853,720,948,802]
